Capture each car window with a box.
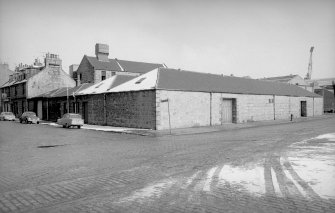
[23,112,36,116]
[69,114,82,119]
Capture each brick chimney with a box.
[95,43,109,62]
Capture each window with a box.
[22,85,25,95]
[135,77,146,84]
[101,71,106,81]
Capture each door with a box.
[37,100,43,119]
[82,102,88,124]
[221,99,233,124]
[301,101,307,117]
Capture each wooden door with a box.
[221,99,233,124]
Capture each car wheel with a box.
[20,119,22,123]
[37,121,39,124]
[65,123,69,128]
[78,125,81,129]
[62,125,66,128]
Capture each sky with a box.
[0,0,334,79]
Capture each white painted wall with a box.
[156,90,323,130]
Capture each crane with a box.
[305,46,314,80]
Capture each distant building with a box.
[314,88,335,113]
[307,78,335,113]
[0,54,75,117]
[0,63,14,87]
[306,78,335,90]
[69,64,79,83]
[261,74,313,92]
[76,43,165,85]
[0,63,14,112]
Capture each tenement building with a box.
[0,54,75,117]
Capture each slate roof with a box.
[86,56,121,71]
[109,68,320,98]
[85,56,164,74]
[78,75,136,95]
[262,75,298,83]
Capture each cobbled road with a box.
[0,117,335,213]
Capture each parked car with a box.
[19,111,40,124]
[57,113,84,128]
[0,112,16,121]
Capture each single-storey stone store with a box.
[38,68,321,130]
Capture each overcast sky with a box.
[0,0,334,79]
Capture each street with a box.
[0,117,335,212]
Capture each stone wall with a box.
[78,90,156,129]
[156,90,324,130]
[105,91,156,129]
[27,67,75,98]
[77,56,94,84]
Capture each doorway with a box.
[301,101,307,117]
[82,102,88,123]
[221,99,233,124]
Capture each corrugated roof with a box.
[36,83,93,98]
[157,69,319,97]
[1,79,27,88]
[85,55,163,74]
[78,75,136,95]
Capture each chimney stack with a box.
[95,43,109,62]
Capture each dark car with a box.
[19,111,40,124]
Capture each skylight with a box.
[135,77,146,84]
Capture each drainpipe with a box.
[273,95,276,120]
[46,99,49,121]
[210,92,212,126]
[103,94,107,125]
[313,97,314,116]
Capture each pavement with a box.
[41,113,335,137]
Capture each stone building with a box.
[33,75,135,121]
[0,63,14,112]
[76,43,165,85]
[0,54,75,117]
[60,68,321,130]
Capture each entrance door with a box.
[37,100,43,119]
[221,99,233,124]
[301,101,307,117]
[82,102,88,123]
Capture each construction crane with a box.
[305,46,314,80]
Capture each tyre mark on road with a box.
[270,155,303,198]
[281,156,321,200]
[264,157,276,196]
